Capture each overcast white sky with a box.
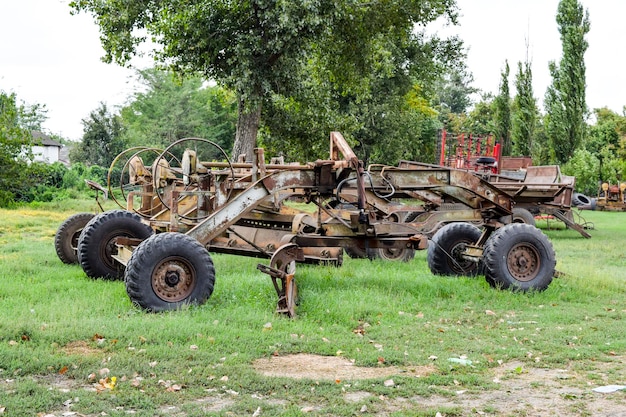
[1,0,624,140]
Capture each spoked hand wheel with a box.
[152,137,235,221]
[107,147,178,218]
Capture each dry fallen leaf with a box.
[94,376,117,392]
[59,366,68,375]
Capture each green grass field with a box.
[0,202,624,416]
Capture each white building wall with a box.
[32,145,60,163]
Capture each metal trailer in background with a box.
[399,160,592,239]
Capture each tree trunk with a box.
[232,97,262,162]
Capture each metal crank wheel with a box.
[257,243,304,317]
[152,137,235,221]
[107,147,179,217]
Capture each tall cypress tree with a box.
[512,60,537,157]
[493,61,512,155]
[544,0,590,164]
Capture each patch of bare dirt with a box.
[253,353,435,381]
[34,354,626,416]
[252,354,626,416]
[61,340,101,356]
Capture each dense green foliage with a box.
[70,0,461,162]
[544,0,590,164]
[119,69,237,152]
[69,103,125,169]
[0,91,66,206]
[433,63,478,115]
[0,91,30,205]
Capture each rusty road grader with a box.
[55,132,557,317]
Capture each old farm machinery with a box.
[57,132,557,317]
[56,140,344,275]
[433,129,591,238]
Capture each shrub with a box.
[561,148,600,195]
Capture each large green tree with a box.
[261,21,462,164]
[0,91,30,204]
[511,60,537,157]
[464,93,495,137]
[70,103,125,168]
[70,0,459,161]
[586,107,626,182]
[433,62,477,115]
[0,91,57,205]
[544,0,589,164]
[120,68,236,151]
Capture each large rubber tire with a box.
[366,247,416,262]
[78,210,154,280]
[345,245,368,259]
[54,212,95,264]
[572,193,591,207]
[125,233,215,312]
[427,222,482,276]
[500,207,536,226]
[483,223,556,292]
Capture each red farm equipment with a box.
[432,129,591,238]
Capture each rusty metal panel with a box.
[187,170,317,245]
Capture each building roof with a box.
[31,131,62,148]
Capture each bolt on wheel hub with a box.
[507,244,540,282]
[152,258,195,302]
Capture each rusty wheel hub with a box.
[450,242,473,271]
[102,234,122,269]
[507,243,540,282]
[152,257,195,302]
